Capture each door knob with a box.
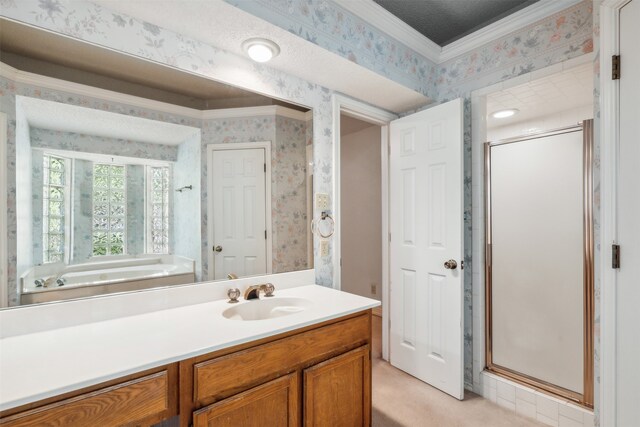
[444,259,458,270]
[214,245,223,253]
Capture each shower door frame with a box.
[484,121,594,408]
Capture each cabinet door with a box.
[303,346,370,427]
[193,373,299,427]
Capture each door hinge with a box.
[264,163,266,173]
[612,55,620,80]
[265,230,267,240]
[612,244,621,269]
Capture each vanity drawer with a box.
[193,313,370,405]
[0,366,177,427]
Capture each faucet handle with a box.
[227,288,241,303]
[262,283,275,297]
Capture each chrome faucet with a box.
[244,283,275,300]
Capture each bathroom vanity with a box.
[0,272,378,426]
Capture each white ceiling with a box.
[90,0,429,113]
[487,63,593,129]
[17,96,200,145]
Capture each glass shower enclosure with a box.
[484,120,594,407]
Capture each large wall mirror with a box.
[1,19,314,307]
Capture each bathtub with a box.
[20,255,196,305]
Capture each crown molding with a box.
[332,0,584,65]
[201,105,308,121]
[1,62,310,122]
[439,0,584,62]
[332,0,441,63]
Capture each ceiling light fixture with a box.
[491,109,519,119]
[242,38,280,63]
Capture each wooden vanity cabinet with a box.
[0,310,371,427]
[181,310,372,427]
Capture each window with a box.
[147,166,170,254]
[42,154,70,263]
[92,164,126,256]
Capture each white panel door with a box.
[389,98,464,399]
[617,1,640,424]
[212,148,267,280]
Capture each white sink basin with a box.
[222,297,312,321]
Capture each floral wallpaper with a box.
[29,128,179,161]
[173,133,202,280]
[437,1,593,101]
[224,0,438,99]
[591,1,601,424]
[125,164,145,256]
[274,116,309,273]
[30,150,44,266]
[72,158,94,262]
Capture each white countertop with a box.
[0,284,379,411]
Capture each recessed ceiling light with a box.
[491,109,519,119]
[242,38,280,63]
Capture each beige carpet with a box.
[371,316,544,427]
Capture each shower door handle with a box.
[444,259,458,270]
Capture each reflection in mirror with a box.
[1,19,314,307]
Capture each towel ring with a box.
[312,211,335,239]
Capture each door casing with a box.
[332,94,397,361]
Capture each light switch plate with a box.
[320,240,330,257]
[315,193,330,210]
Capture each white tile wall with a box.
[480,372,594,427]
